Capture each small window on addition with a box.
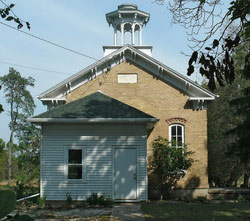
[117,73,138,84]
[68,149,82,179]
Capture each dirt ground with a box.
[18,206,112,220]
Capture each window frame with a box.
[64,146,86,182]
[169,123,185,150]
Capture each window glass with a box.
[68,149,82,164]
[68,149,82,179]
[170,124,184,148]
[68,165,82,179]
[171,126,176,136]
[177,125,182,136]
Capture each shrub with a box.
[38,196,46,208]
[237,194,246,203]
[0,190,16,218]
[216,194,225,201]
[86,193,113,207]
[150,137,194,199]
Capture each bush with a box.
[0,190,16,218]
[237,194,246,203]
[13,183,39,199]
[86,193,113,207]
[38,196,46,208]
[150,137,194,199]
[216,194,225,201]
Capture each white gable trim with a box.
[38,45,217,101]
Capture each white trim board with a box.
[37,45,217,102]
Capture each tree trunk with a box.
[8,127,14,186]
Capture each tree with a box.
[0,0,30,29]
[0,68,35,185]
[0,86,3,113]
[155,0,250,90]
[207,76,248,187]
[206,39,250,187]
[0,138,7,181]
[150,137,193,199]
[0,1,30,113]
[15,121,40,187]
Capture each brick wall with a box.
[66,61,209,189]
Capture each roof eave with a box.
[28,117,159,124]
[38,44,217,100]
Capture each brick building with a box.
[29,4,216,201]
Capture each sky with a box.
[0,0,203,142]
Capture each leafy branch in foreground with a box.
[0,0,30,29]
[155,0,250,90]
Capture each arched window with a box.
[169,124,185,148]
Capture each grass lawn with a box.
[141,202,250,220]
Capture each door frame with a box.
[112,145,139,202]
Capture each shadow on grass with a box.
[141,202,250,220]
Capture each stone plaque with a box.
[118,74,138,83]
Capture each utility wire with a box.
[0,21,99,61]
[0,61,71,75]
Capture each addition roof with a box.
[38,44,217,101]
[29,91,158,123]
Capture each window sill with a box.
[65,179,87,184]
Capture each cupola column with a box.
[131,24,135,45]
[121,23,125,46]
[139,25,142,46]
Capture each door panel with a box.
[114,148,137,200]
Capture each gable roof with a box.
[38,45,217,101]
[29,91,158,123]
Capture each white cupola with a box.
[103,4,153,57]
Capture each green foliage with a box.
[207,76,247,187]
[207,40,250,188]
[150,137,193,199]
[237,194,246,203]
[0,68,36,184]
[216,195,225,202]
[0,190,16,218]
[0,138,8,181]
[86,193,113,207]
[14,184,39,200]
[65,192,73,208]
[38,196,46,208]
[0,86,3,113]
